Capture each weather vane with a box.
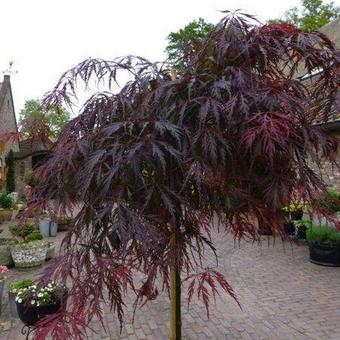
[3,61,18,76]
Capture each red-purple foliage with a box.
[20,11,339,339]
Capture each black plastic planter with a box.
[16,301,61,326]
[284,222,295,236]
[309,243,340,267]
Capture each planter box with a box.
[10,242,48,268]
[309,243,340,267]
[39,219,58,237]
[0,239,18,266]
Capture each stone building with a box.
[298,18,340,190]
[0,74,19,190]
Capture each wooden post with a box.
[169,68,181,340]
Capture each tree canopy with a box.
[270,0,340,31]
[25,11,339,340]
[19,99,70,139]
[165,18,214,71]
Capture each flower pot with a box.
[8,291,18,318]
[39,219,58,237]
[296,225,307,239]
[0,239,18,266]
[291,210,303,221]
[309,243,340,267]
[57,222,70,232]
[16,301,61,326]
[284,222,295,236]
[46,242,55,260]
[10,242,48,268]
[0,280,4,315]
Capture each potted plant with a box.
[57,215,72,232]
[16,281,65,326]
[9,222,48,268]
[39,211,58,237]
[307,225,340,266]
[0,193,13,223]
[8,278,34,318]
[294,219,312,240]
[0,265,8,315]
[282,200,307,236]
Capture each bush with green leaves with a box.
[8,278,34,294]
[307,226,340,247]
[26,231,43,242]
[0,193,13,209]
[319,190,340,213]
[9,222,36,243]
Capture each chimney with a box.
[3,74,10,83]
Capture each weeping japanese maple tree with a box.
[26,11,338,339]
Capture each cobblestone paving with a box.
[1,224,340,339]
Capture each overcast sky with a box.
[0,0,332,115]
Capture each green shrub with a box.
[319,190,340,213]
[0,193,13,209]
[9,222,36,242]
[26,231,43,242]
[307,226,340,247]
[8,278,34,293]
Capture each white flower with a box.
[18,298,22,303]
[38,293,43,298]
[31,300,36,305]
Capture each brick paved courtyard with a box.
[1,225,340,340]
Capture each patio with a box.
[1,225,339,340]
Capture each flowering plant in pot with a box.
[8,278,34,318]
[9,223,48,268]
[307,226,340,266]
[282,200,307,236]
[15,281,65,326]
[0,265,9,314]
[39,211,58,237]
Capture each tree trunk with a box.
[169,233,181,340]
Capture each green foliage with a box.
[307,225,340,246]
[9,222,36,242]
[319,189,340,213]
[0,193,13,209]
[6,150,15,193]
[8,278,34,293]
[165,18,214,71]
[0,238,18,246]
[26,231,43,242]
[19,99,70,138]
[57,215,72,224]
[12,239,48,249]
[269,0,340,31]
